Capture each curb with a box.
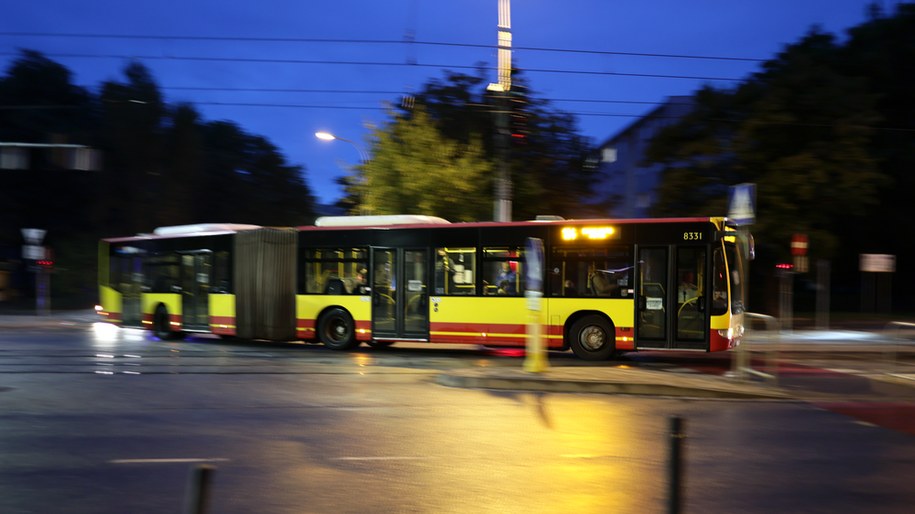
[435,368,791,399]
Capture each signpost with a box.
[21,228,50,315]
[860,253,895,313]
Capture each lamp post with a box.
[314,131,367,164]
[315,131,369,214]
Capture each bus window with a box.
[435,248,475,295]
[301,248,368,294]
[483,247,524,296]
[550,246,632,298]
[676,248,705,304]
[711,248,729,315]
[146,253,180,293]
[724,242,744,314]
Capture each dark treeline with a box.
[0,51,316,306]
[645,4,915,312]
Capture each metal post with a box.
[778,270,793,332]
[668,415,685,514]
[35,267,50,316]
[815,259,830,330]
[185,465,215,514]
[493,90,512,222]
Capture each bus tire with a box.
[153,305,183,341]
[318,308,358,350]
[569,315,615,361]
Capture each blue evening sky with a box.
[1,1,885,205]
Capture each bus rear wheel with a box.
[569,315,615,361]
[153,305,183,341]
[319,308,359,350]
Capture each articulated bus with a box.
[97,216,751,360]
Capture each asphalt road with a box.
[1,323,914,513]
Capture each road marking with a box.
[333,456,431,461]
[109,458,230,464]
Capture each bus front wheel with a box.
[569,315,615,361]
[319,308,359,350]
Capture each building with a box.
[593,96,694,218]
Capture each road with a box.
[0,321,913,513]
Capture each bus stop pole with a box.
[523,237,548,373]
[523,290,548,372]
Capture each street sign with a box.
[791,233,808,256]
[728,183,756,225]
[22,245,46,260]
[860,254,896,273]
[21,228,46,245]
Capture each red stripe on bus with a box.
[430,321,528,335]
[209,316,236,336]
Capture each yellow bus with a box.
[97,216,751,360]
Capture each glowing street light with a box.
[314,131,367,163]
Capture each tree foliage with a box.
[344,69,599,221]
[0,50,315,306]
[645,4,915,308]
[358,106,492,220]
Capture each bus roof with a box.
[152,223,262,236]
[302,216,725,231]
[103,223,263,242]
[315,215,451,227]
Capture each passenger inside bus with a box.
[496,262,517,295]
[353,268,369,294]
[589,267,617,297]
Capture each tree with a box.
[357,106,492,220]
[0,51,317,306]
[644,10,915,310]
[345,69,598,221]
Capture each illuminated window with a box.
[601,147,617,163]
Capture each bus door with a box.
[635,247,669,347]
[635,246,709,350]
[179,251,212,331]
[370,248,430,341]
[117,253,143,327]
[673,246,708,350]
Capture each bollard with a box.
[185,464,215,514]
[668,415,685,514]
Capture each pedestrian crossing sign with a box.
[728,183,756,225]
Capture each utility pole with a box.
[488,0,513,222]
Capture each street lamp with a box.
[315,131,370,214]
[314,131,367,164]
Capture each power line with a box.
[164,88,684,106]
[0,31,766,62]
[3,103,913,133]
[0,51,744,82]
